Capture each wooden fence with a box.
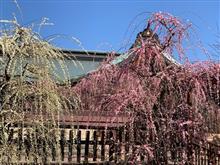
[1,124,220,164]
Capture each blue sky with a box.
[1,0,219,61]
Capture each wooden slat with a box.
[116,128,122,163]
[42,137,47,163]
[76,130,81,163]
[68,130,73,162]
[195,145,200,164]
[24,130,31,160]
[125,129,130,161]
[17,127,23,160]
[60,129,65,161]
[108,130,114,162]
[101,130,105,161]
[93,131,97,161]
[84,130,90,163]
[32,131,38,163]
[0,127,3,145]
[51,131,57,162]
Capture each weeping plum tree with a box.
[0,20,78,163]
[73,12,220,163]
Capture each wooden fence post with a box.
[76,130,81,163]
[68,130,73,162]
[93,131,97,161]
[101,130,105,161]
[17,127,23,161]
[125,127,130,162]
[208,143,217,165]
[50,130,57,162]
[115,127,123,163]
[60,129,65,161]
[24,130,31,160]
[42,136,47,163]
[84,130,90,163]
[108,130,114,162]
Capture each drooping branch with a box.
[72,12,219,163]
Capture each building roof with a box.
[60,49,120,61]
[0,48,180,85]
